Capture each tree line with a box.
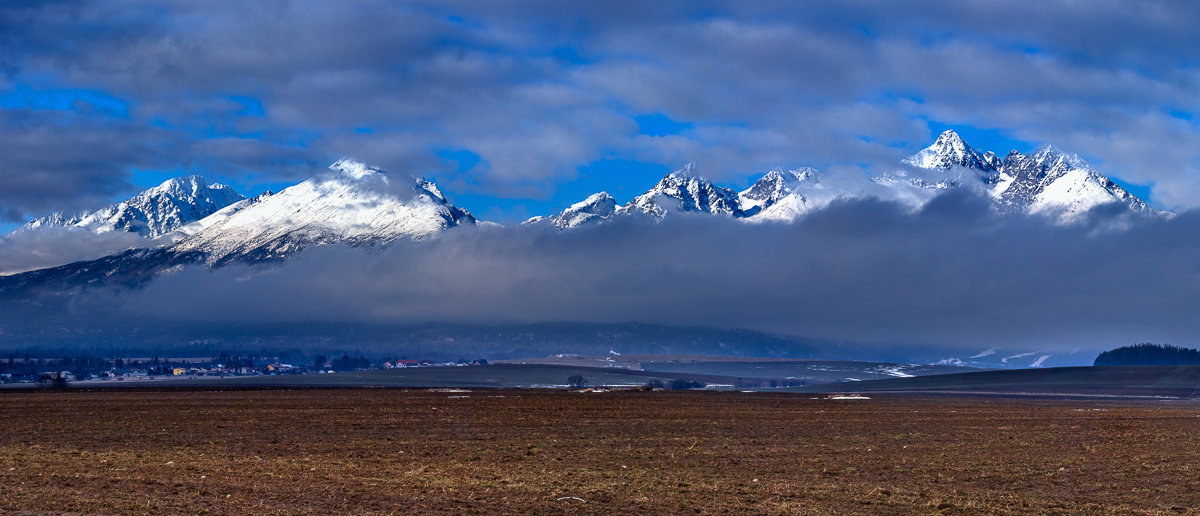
[1094,343,1200,366]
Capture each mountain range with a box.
[528,130,1155,227]
[0,131,1158,288]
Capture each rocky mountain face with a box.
[992,145,1149,221]
[616,163,746,218]
[738,167,829,221]
[20,176,245,238]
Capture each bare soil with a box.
[0,389,1197,514]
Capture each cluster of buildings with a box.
[0,355,488,385]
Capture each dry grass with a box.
[0,389,1197,514]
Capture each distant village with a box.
[0,352,488,386]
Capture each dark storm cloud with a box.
[114,192,1200,354]
[3,0,1199,219]
[0,108,147,220]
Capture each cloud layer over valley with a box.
[95,191,1200,356]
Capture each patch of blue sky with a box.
[430,158,670,225]
[437,148,482,172]
[873,89,924,106]
[560,159,670,205]
[1168,109,1193,121]
[224,176,299,198]
[1109,179,1155,205]
[634,112,693,136]
[445,13,486,30]
[229,95,265,117]
[923,120,1032,155]
[550,46,592,65]
[0,85,129,118]
[130,167,296,200]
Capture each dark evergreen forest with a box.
[1094,343,1200,366]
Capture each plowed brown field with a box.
[1,389,1197,514]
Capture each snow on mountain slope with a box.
[883,131,1153,223]
[739,168,817,212]
[616,163,745,219]
[170,191,276,238]
[19,176,245,238]
[739,167,837,221]
[992,145,1150,222]
[523,192,617,229]
[171,158,476,264]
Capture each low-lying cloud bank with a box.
[100,191,1200,354]
[0,227,150,275]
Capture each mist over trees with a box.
[1093,343,1200,366]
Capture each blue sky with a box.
[0,1,1197,231]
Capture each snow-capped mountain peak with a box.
[993,145,1149,221]
[329,157,383,180]
[170,158,476,265]
[739,167,820,214]
[565,192,618,220]
[18,175,246,238]
[524,192,618,229]
[1029,144,1090,172]
[618,164,744,219]
[667,161,700,180]
[902,130,997,171]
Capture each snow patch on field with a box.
[1001,351,1039,364]
[875,365,915,378]
[969,348,997,359]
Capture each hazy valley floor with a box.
[1,389,1197,514]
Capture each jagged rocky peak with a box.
[620,163,744,218]
[564,192,617,218]
[19,175,246,238]
[667,161,700,180]
[903,130,997,171]
[527,192,619,229]
[982,151,1001,170]
[740,167,820,211]
[999,145,1094,184]
[994,144,1150,219]
[1030,144,1090,171]
[151,175,234,199]
[891,130,1157,223]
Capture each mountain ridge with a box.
[532,130,1156,227]
[18,175,246,239]
[0,132,1162,290]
